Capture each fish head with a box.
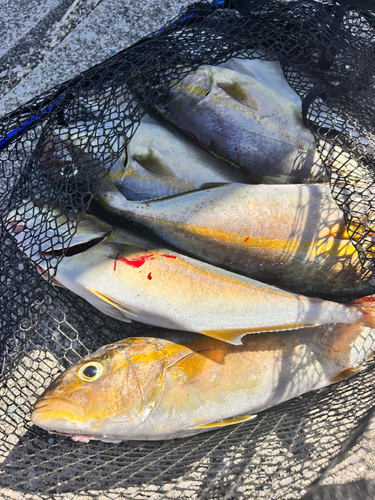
[167,65,263,110]
[164,65,307,128]
[169,66,214,105]
[5,201,112,272]
[36,126,78,179]
[37,121,127,182]
[159,66,268,147]
[31,337,168,441]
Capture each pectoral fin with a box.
[133,149,177,178]
[199,182,231,190]
[217,81,259,110]
[87,288,138,322]
[196,414,257,429]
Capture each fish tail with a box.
[349,294,375,328]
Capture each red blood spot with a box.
[244,237,249,242]
[161,253,177,259]
[111,253,155,269]
[147,272,152,280]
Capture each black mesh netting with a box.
[2,0,375,498]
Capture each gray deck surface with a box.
[0,0,191,115]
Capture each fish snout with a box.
[32,396,86,426]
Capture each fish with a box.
[6,202,375,345]
[31,324,375,442]
[156,65,326,184]
[218,57,302,105]
[94,179,374,299]
[37,112,249,201]
[108,113,250,200]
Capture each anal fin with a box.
[201,324,309,345]
[197,414,257,429]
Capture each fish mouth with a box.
[31,398,110,442]
[40,233,110,259]
[32,396,86,420]
[6,220,25,234]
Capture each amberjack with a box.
[95,179,373,299]
[31,324,375,441]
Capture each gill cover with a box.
[104,338,168,425]
[171,66,213,104]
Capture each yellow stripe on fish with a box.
[137,217,356,260]
[94,179,372,299]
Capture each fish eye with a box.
[60,163,79,177]
[77,361,104,382]
[64,204,78,213]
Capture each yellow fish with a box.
[31,324,375,442]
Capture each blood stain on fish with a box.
[161,254,177,259]
[244,237,249,242]
[112,253,155,269]
[148,272,152,280]
[362,296,375,302]
[352,295,375,303]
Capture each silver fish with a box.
[6,202,375,345]
[94,179,373,299]
[31,324,375,442]
[37,112,248,201]
[156,65,326,183]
